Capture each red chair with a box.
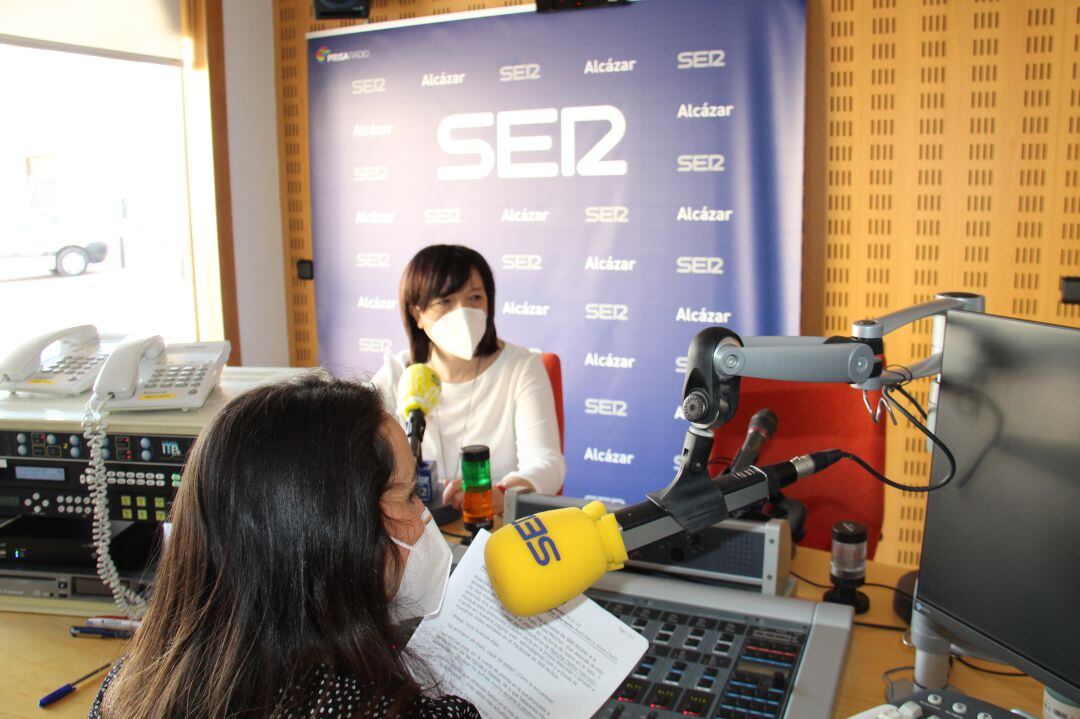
[540,352,565,495]
[708,379,887,558]
[540,352,565,452]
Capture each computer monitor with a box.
[915,311,1080,700]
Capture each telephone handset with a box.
[0,325,110,396]
[90,335,230,411]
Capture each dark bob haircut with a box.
[399,244,499,364]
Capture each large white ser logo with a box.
[436,105,627,180]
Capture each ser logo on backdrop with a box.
[358,338,392,353]
[355,252,391,268]
[584,398,629,417]
[676,49,727,69]
[436,106,627,180]
[677,154,726,172]
[424,208,462,224]
[502,254,543,271]
[585,206,629,223]
[499,63,541,82]
[585,303,629,321]
[353,166,389,182]
[676,256,726,274]
[351,78,387,94]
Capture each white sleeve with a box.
[371,351,405,422]
[507,352,567,495]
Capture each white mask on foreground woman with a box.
[390,509,452,622]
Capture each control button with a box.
[952,703,967,715]
[136,479,146,486]
[102,449,110,459]
[23,499,32,507]
[135,472,145,480]
[46,434,56,444]
[32,506,41,514]
[136,509,148,521]
[977,714,992,719]
[41,499,49,507]
[927,695,943,706]
[32,492,41,501]
[154,473,164,480]
[154,497,166,508]
[896,701,923,719]
[58,506,67,513]
[70,447,81,458]
[17,446,27,456]
[121,509,133,520]
[121,496,132,507]
[140,438,151,449]
[136,496,147,507]
[16,432,26,443]
[69,435,80,446]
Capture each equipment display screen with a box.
[919,312,1080,695]
[14,466,65,482]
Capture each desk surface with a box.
[0,547,1044,719]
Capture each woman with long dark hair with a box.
[373,244,566,514]
[90,374,479,718]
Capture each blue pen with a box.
[70,625,134,639]
[38,660,115,707]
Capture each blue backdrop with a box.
[307,0,806,504]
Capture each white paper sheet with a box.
[406,529,648,719]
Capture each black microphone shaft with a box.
[729,409,778,472]
[613,449,843,552]
[405,408,426,460]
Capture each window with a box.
[0,42,197,342]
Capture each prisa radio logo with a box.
[317,46,371,63]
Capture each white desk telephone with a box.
[90,335,230,411]
[0,325,113,396]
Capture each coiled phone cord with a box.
[82,398,148,618]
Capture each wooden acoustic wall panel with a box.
[807,0,1080,567]
[273,0,526,365]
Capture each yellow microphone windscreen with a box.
[484,501,627,616]
[397,363,442,418]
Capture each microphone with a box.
[728,408,778,472]
[396,364,442,460]
[484,450,843,616]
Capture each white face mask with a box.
[390,509,452,622]
[426,306,487,361]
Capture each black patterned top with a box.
[89,661,481,718]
